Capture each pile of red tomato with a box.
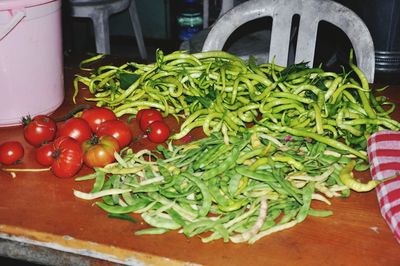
[136,108,170,143]
[0,107,170,178]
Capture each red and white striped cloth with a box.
[367,130,400,244]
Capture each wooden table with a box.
[1,57,399,266]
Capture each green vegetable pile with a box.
[74,50,399,153]
[73,50,400,243]
[75,129,357,244]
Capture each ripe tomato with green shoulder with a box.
[82,135,120,168]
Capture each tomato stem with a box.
[1,167,51,178]
[54,104,92,122]
[21,115,32,126]
[52,149,61,159]
[2,167,51,172]
[90,135,100,145]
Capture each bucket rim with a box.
[0,0,58,10]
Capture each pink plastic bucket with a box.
[0,0,64,127]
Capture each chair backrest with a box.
[69,0,129,13]
[202,0,375,82]
[202,0,235,28]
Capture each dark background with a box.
[62,0,400,84]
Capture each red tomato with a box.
[35,143,55,166]
[58,117,92,143]
[81,107,117,132]
[50,136,83,178]
[0,141,24,165]
[146,121,170,143]
[22,115,57,147]
[96,120,132,148]
[82,135,120,168]
[137,109,163,131]
[136,109,148,122]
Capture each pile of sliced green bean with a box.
[74,127,363,244]
[74,50,399,157]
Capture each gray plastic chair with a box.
[202,0,235,28]
[202,0,375,82]
[69,0,147,60]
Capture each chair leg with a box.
[203,0,209,28]
[91,12,110,54]
[128,0,148,60]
